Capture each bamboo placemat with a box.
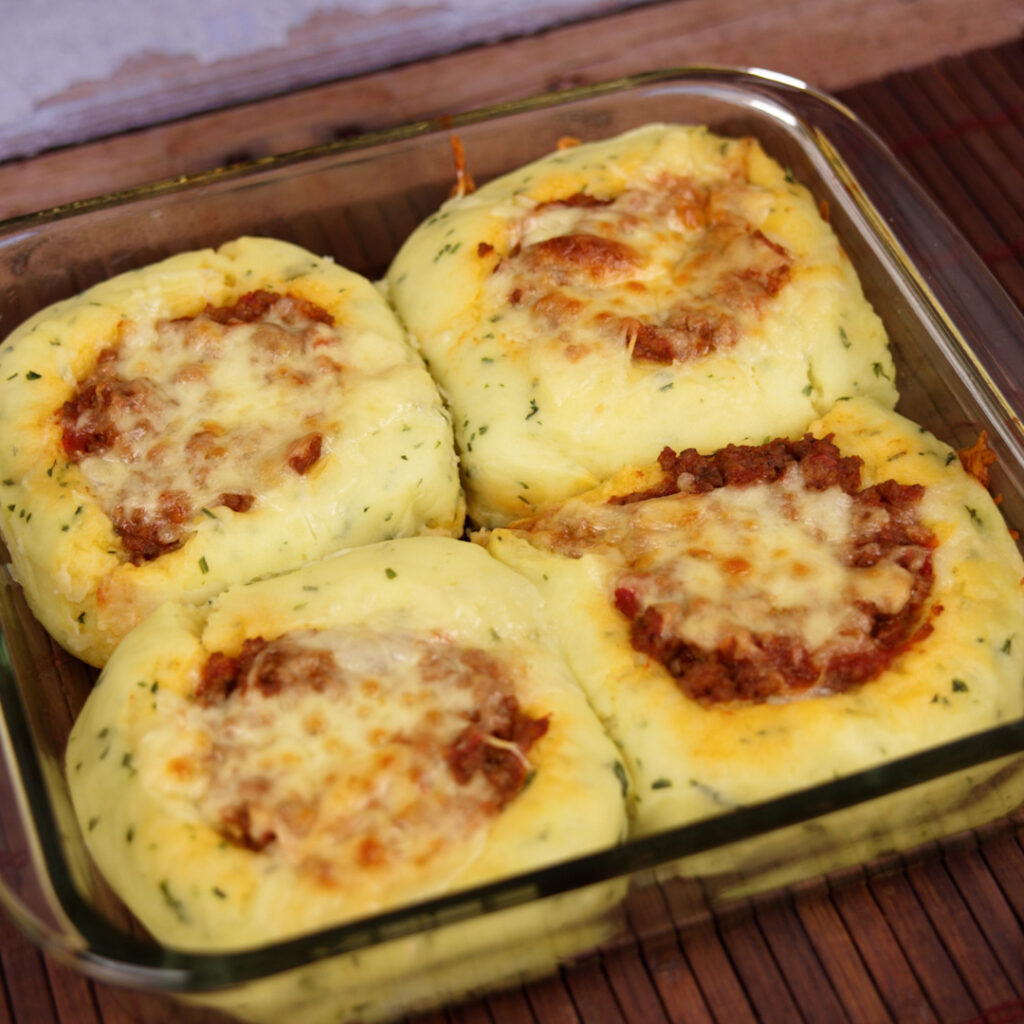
[844,40,1024,309]
[0,38,1022,1024]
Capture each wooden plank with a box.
[85,987,152,1024]
[411,1010,449,1024]
[839,44,1024,291]
[937,841,1024,997]
[842,77,1024,302]
[713,912,805,1024]
[625,884,715,1023]
[668,903,759,1024]
[0,0,1022,221]
[794,883,897,1024]
[447,1000,495,1024]
[601,944,672,1024]
[867,867,980,1022]
[559,960,626,1024]
[751,895,853,1024]
[971,41,1024,115]
[978,827,1024,922]
[7,0,1019,164]
[637,933,715,1024]
[918,58,1024,212]
[886,70,1024,247]
[904,857,1020,1011]
[0,918,57,1024]
[40,962,100,1024]
[844,76,1002,253]
[483,987,537,1024]
[521,973,581,1024]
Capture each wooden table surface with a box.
[1,3,1023,1022]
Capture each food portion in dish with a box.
[481,397,1024,834]
[385,123,897,527]
[0,105,1016,1024]
[66,535,629,952]
[0,236,464,666]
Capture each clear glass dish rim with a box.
[0,64,866,231]
[0,62,1021,994]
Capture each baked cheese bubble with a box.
[481,397,1024,836]
[66,536,629,964]
[385,124,897,527]
[0,237,464,666]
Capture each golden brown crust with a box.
[483,398,1024,834]
[387,124,896,527]
[0,237,464,665]
[66,536,628,950]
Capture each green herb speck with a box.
[159,880,188,922]
[612,761,629,799]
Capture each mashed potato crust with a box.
[66,536,628,951]
[483,398,1024,834]
[0,237,464,665]
[386,124,896,526]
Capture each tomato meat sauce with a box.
[611,436,939,704]
[59,290,337,564]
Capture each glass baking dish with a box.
[1,66,1023,1023]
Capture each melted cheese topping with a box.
[490,178,791,363]
[616,476,909,653]
[65,295,343,560]
[154,628,534,891]
[518,465,920,696]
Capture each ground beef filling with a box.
[490,178,792,364]
[609,436,939,705]
[59,290,337,564]
[194,632,549,859]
